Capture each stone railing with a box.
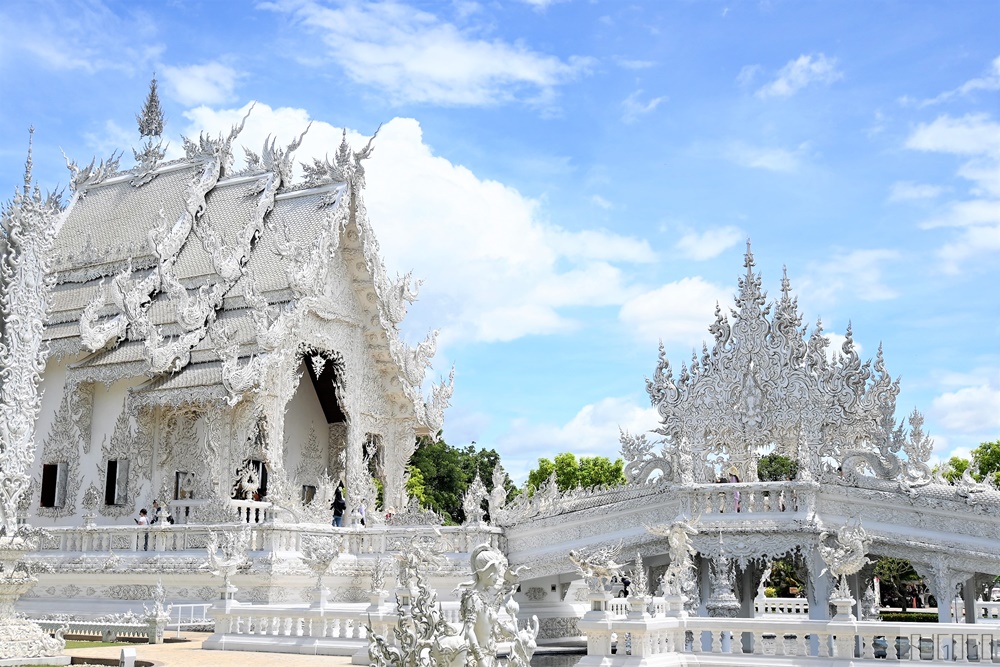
[169,499,272,525]
[35,523,502,556]
[754,596,809,616]
[683,481,813,517]
[578,613,1000,664]
[34,617,167,644]
[977,601,1000,622]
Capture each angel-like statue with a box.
[204,527,251,591]
[568,540,626,593]
[818,519,871,599]
[647,516,699,602]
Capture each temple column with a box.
[963,575,978,624]
[805,546,832,621]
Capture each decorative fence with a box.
[754,596,810,617]
[35,523,502,556]
[34,617,167,644]
[578,606,1000,665]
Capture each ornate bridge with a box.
[495,246,1000,625]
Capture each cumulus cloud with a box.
[904,112,1000,271]
[260,0,591,107]
[797,249,901,305]
[619,277,731,346]
[931,383,1000,433]
[162,61,242,106]
[496,396,661,483]
[621,90,666,123]
[674,226,743,261]
[180,103,655,345]
[754,53,843,98]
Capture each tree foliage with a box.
[525,452,626,494]
[407,434,512,524]
[938,440,1000,486]
[757,453,800,481]
[874,557,924,608]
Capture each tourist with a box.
[729,472,741,512]
[135,508,149,550]
[358,501,366,527]
[331,488,346,527]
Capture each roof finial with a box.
[743,238,755,274]
[23,126,35,196]
[136,74,165,138]
[781,265,791,296]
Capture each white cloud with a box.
[726,141,805,172]
[496,396,661,483]
[674,226,743,261]
[260,0,591,107]
[797,249,901,305]
[888,181,945,202]
[619,277,731,346]
[615,57,655,70]
[906,113,1000,157]
[917,55,1000,107]
[162,62,242,106]
[0,3,162,75]
[754,53,843,99]
[621,90,666,123]
[904,113,1000,271]
[590,194,613,210]
[823,332,863,362]
[736,64,761,87]
[180,103,654,345]
[931,383,1000,434]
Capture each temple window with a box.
[40,462,67,508]
[104,458,129,506]
[301,485,317,504]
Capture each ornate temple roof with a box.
[44,109,451,430]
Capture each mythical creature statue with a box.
[462,475,488,525]
[568,540,626,593]
[818,519,871,599]
[648,516,699,605]
[369,543,538,667]
[204,527,251,591]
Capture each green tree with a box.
[757,453,799,481]
[404,465,428,506]
[939,456,970,484]
[874,557,924,609]
[972,440,1000,486]
[408,434,509,524]
[525,452,626,494]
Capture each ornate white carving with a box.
[0,133,62,536]
[369,543,538,667]
[462,474,488,526]
[568,540,625,592]
[648,517,698,605]
[632,244,939,489]
[36,382,93,519]
[818,519,871,600]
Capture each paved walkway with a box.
[65,633,354,667]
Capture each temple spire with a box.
[136,75,165,138]
[23,126,35,196]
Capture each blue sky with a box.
[1,0,998,482]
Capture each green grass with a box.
[64,639,128,648]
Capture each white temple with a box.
[2,90,999,664]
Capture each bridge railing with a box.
[754,596,809,616]
[34,523,502,556]
[579,613,1000,663]
[683,481,813,517]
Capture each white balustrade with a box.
[579,611,1000,664]
[754,596,809,617]
[977,601,1000,622]
[34,522,502,558]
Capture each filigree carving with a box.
[818,519,871,599]
[36,382,93,518]
[97,403,153,518]
[638,243,934,488]
[568,540,625,592]
[0,131,63,533]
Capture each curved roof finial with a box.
[743,238,754,274]
[23,125,35,196]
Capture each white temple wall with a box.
[283,361,332,493]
